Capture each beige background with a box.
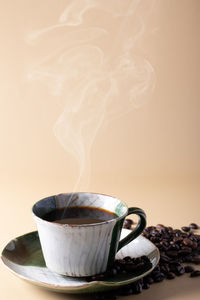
[0,0,200,299]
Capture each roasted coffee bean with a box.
[192,257,200,265]
[175,266,185,276]
[150,236,161,243]
[170,244,180,251]
[141,255,151,263]
[160,254,170,263]
[156,224,165,229]
[160,240,169,248]
[178,249,192,256]
[181,226,190,232]
[183,255,193,263]
[183,238,193,247]
[166,272,176,279]
[123,256,132,262]
[181,246,192,252]
[154,272,165,282]
[161,264,170,274]
[143,282,150,289]
[173,236,183,243]
[174,229,182,235]
[189,223,199,230]
[152,270,161,278]
[169,262,181,273]
[166,250,178,258]
[116,259,126,265]
[184,265,195,273]
[123,219,134,229]
[190,270,200,277]
[132,282,143,294]
[152,266,160,273]
[145,276,154,284]
[191,242,198,250]
[136,262,146,270]
[134,257,142,264]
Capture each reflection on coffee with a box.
[42,206,117,225]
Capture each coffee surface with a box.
[42,206,117,225]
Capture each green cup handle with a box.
[117,207,146,251]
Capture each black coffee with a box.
[42,206,117,225]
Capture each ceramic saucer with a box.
[1,229,159,294]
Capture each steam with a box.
[26,0,156,191]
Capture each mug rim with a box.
[32,192,128,227]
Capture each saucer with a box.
[1,229,159,294]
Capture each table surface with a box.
[1,178,200,300]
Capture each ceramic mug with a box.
[32,192,146,277]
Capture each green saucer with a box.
[1,229,159,294]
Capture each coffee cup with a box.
[32,192,146,277]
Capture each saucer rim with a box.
[1,229,160,294]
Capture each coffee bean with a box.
[175,266,185,276]
[184,255,193,263]
[166,250,178,258]
[184,266,195,273]
[160,254,170,263]
[172,244,180,250]
[116,259,126,265]
[154,272,165,282]
[173,237,183,243]
[181,226,190,232]
[166,272,176,279]
[141,255,151,263]
[178,249,192,256]
[192,257,200,265]
[123,256,132,262]
[156,224,165,228]
[142,282,150,289]
[145,276,154,284]
[153,265,161,273]
[123,219,134,229]
[169,262,181,273]
[190,270,200,277]
[134,257,142,264]
[183,238,193,247]
[191,242,198,250]
[189,223,199,230]
[132,282,143,294]
[161,264,170,274]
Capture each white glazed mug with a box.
[32,192,146,277]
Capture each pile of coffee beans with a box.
[89,255,152,282]
[143,223,200,279]
[94,220,200,299]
